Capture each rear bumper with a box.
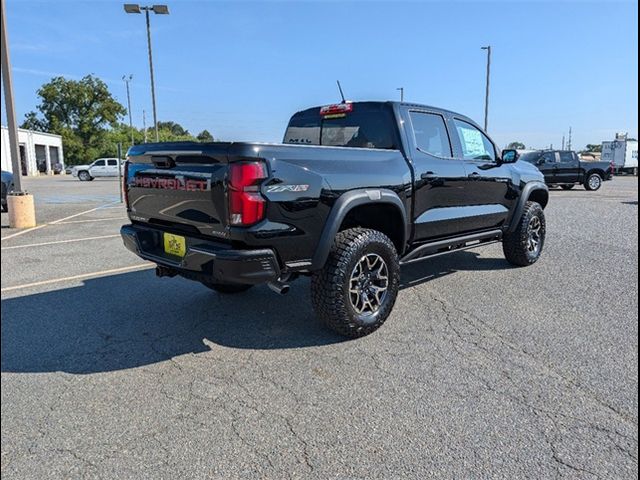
[121,224,281,284]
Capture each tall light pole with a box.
[1,0,23,192]
[122,74,134,146]
[124,4,169,142]
[481,45,491,132]
[2,0,36,228]
[396,87,404,102]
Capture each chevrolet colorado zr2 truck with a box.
[121,101,549,338]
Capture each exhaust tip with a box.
[267,281,290,295]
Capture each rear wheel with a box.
[311,228,400,338]
[560,185,574,190]
[202,281,253,294]
[503,201,546,267]
[584,173,602,191]
[78,170,92,181]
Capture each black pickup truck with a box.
[519,150,613,191]
[121,101,549,337]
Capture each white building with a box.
[1,126,65,176]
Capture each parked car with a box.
[519,150,613,191]
[72,158,123,181]
[1,170,15,212]
[121,101,549,338]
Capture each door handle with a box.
[421,171,437,180]
[468,172,480,178]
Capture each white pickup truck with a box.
[72,158,123,181]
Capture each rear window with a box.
[283,102,398,150]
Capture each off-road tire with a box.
[584,173,602,191]
[560,185,574,190]
[503,201,546,267]
[202,281,253,294]
[311,228,400,338]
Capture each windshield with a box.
[519,151,541,164]
[283,102,398,150]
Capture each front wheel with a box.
[202,281,253,294]
[503,201,546,267]
[584,173,602,191]
[78,171,92,181]
[311,228,400,338]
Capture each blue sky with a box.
[2,0,638,149]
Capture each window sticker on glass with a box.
[460,127,485,157]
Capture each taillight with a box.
[123,160,130,207]
[228,161,267,226]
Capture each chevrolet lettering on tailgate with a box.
[134,176,209,192]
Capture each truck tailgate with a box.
[125,143,232,239]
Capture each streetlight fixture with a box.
[123,4,169,142]
[122,75,134,146]
[481,45,491,132]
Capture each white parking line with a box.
[1,234,120,251]
[54,217,125,225]
[1,202,120,241]
[0,263,154,293]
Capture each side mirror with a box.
[501,149,519,164]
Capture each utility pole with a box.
[143,109,148,143]
[396,87,404,102]
[123,75,134,146]
[562,135,565,150]
[567,127,572,151]
[481,45,491,132]
[1,0,36,227]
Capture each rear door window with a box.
[409,111,452,157]
[453,119,496,161]
[107,159,118,166]
[559,152,574,163]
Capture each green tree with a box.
[507,141,526,150]
[23,75,126,165]
[157,121,189,137]
[20,111,48,132]
[196,129,214,142]
[585,144,602,153]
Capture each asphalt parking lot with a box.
[1,175,638,479]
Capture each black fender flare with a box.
[311,189,408,270]
[506,181,548,233]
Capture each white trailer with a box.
[602,134,638,175]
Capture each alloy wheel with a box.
[349,253,389,315]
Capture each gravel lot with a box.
[1,175,638,479]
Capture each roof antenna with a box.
[336,80,346,104]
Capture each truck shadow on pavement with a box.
[2,251,512,374]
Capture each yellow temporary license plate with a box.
[163,232,186,257]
